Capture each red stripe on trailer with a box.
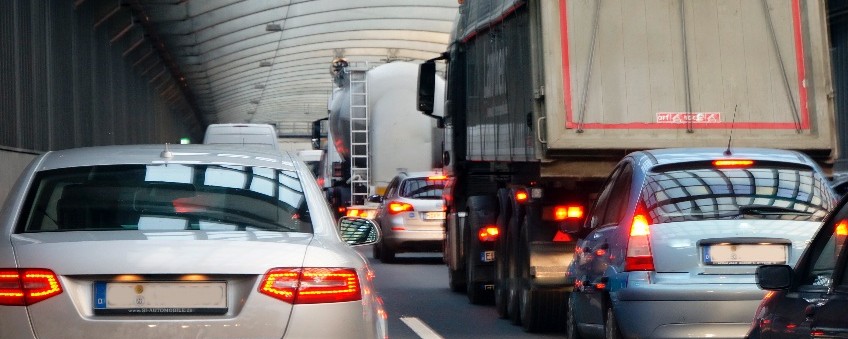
[559,0,810,130]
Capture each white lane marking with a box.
[400,316,444,339]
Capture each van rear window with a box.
[19,164,312,233]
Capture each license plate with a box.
[703,244,787,265]
[93,281,227,315]
[424,212,446,220]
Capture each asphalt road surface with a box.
[357,247,566,339]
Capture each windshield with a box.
[19,164,312,233]
[641,166,835,223]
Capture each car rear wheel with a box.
[372,242,381,260]
[378,240,395,263]
[448,266,466,292]
[566,293,582,339]
[605,306,623,339]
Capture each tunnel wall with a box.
[0,1,203,204]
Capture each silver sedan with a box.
[0,144,386,339]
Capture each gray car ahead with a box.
[566,148,836,339]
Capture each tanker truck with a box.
[417,0,836,332]
[318,60,445,218]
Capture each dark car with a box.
[749,194,848,338]
[566,148,836,339]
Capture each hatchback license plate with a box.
[424,212,446,220]
[93,281,227,315]
[703,244,787,265]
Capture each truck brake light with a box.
[478,225,499,242]
[554,205,584,220]
[514,190,528,203]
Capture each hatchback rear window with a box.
[18,164,312,233]
[641,165,835,223]
[400,178,445,199]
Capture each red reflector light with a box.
[259,268,361,304]
[478,226,499,242]
[713,159,754,167]
[0,268,63,306]
[388,202,413,214]
[515,190,528,203]
[553,230,573,242]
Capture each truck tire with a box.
[494,189,513,318]
[506,188,525,324]
[465,195,497,305]
[517,216,567,332]
[449,266,466,292]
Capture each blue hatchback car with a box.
[566,148,836,339]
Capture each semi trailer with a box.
[417,0,836,332]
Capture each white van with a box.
[202,123,281,152]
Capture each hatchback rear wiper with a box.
[738,205,813,216]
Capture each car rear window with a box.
[400,177,445,199]
[18,164,312,233]
[640,165,835,223]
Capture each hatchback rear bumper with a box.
[612,285,762,338]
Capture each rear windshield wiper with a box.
[738,205,813,216]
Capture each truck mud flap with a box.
[527,241,574,287]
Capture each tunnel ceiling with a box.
[127,0,458,126]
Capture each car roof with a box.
[630,147,818,171]
[397,170,444,179]
[35,144,298,172]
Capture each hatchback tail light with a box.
[388,202,413,214]
[624,207,655,271]
[0,268,63,306]
[259,267,361,304]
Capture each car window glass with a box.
[640,166,833,224]
[799,206,848,290]
[400,177,445,199]
[601,164,633,226]
[385,177,400,198]
[587,165,624,229]
[19,164,312,233]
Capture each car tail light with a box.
[0,268,63,306]
[478,225,499,242]
[388,202,413,214]
[259,267,361,304]
[624,206,654,271]
[713,159,754,168]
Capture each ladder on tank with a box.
[348,67,369,206]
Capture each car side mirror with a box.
[338,216,381,246]
[367,194,383,203]
[756,264,793,290]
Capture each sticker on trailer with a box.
[656,112,722,124]
[481,251,495,263]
